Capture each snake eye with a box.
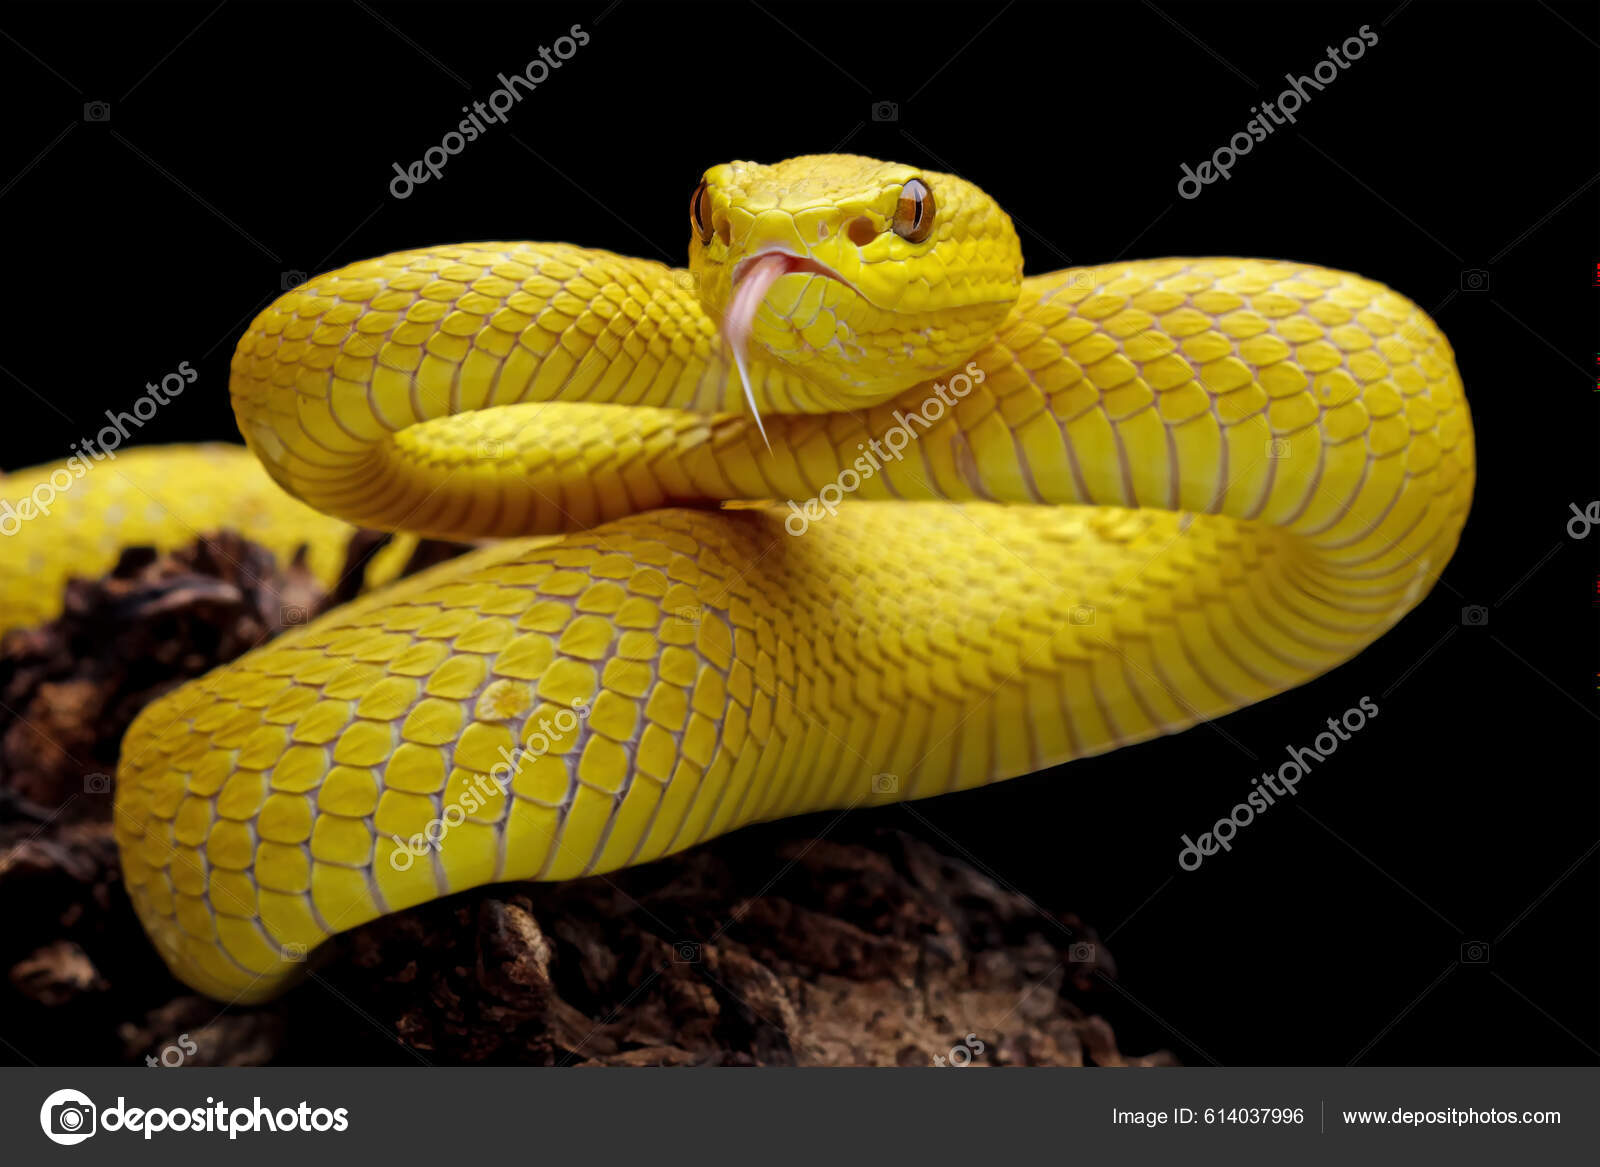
[690,180,714,245]
[892,177,936,244]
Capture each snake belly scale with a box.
[81,156,1474,1001]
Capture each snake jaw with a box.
[724,249,863,448]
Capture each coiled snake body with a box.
[20,156,1475,1001]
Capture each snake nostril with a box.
[846,216,876,247]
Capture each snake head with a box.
[688,155,1023,409]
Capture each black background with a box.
[0,0,1595,1066]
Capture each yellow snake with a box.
[11,155,1475,1002]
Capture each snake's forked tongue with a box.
[724,253,794,451]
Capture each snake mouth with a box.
[729,248,859,297]
[722,249,865,447]
[724,248,863,350]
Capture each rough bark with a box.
[0,534,1171,1068]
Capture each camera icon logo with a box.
[477,438,508,461]
[1069,605,1096,626]
[1069,941,1096,963]
[1460,940,1490,964]
[1266,437,1291,459]
[1459,268,1490,292]
[280,942,307,962]
[870,772,899,795]
[40,1088,97,1145]
[1461,605,1489,627]
[280,604,308,626]
[671,270,699,293]
[673,940,701,963]
[870,100,899,122]
[84,772,111,795]
[280,269,307,291]
[82,101,111,123]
